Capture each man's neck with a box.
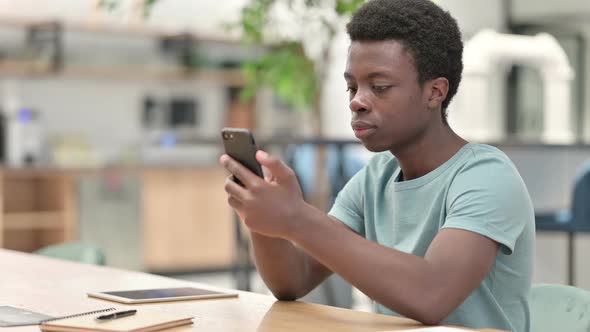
[392,123,467,181]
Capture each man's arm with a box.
[221,151,498,324]
[293,207,498,325]
[249,232,333,300]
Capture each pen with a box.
[96,310,137,321]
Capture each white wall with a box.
[581,25,590,142]
[0,0,248,38]
[438,0,507,37]
[148,0,248,39]
[320,28,352,139]
[511,0,590,22]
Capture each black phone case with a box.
[221,128,264,185]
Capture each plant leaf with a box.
[335,0,365,15]
[241,42,317,110]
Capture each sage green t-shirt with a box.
[328,143,534,332]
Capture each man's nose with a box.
[350,91,370,113]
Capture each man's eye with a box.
[346,87,357,93]
[372,85,390,93]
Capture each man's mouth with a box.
[351,121,377,139]
[353,127,377,139]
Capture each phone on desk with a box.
[221,128,264,186]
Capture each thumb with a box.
[256,150,293,182]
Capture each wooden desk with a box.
[0,249,501,331]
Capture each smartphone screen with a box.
[221,128,264,185]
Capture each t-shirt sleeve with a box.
[328,167,366,236]
[442,153,534,255]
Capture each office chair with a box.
[535,162,590,285]
[560,162,590,285]
[570,162,590,231]
[529,283,590,332]
[35,242,106,265]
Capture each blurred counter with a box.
[0,165,235,273]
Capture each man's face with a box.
[345,40,434,153]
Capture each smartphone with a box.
[221,128,264,185]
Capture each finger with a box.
[256,150,294,183]
[261,165,272,181]
[227,196,243,210]
[220,154,262,188]
[224,176,249,201]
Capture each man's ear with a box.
[426,77,449,110]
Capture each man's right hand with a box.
[220,150,306,240]
[220,151,333,300]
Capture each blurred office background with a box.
[1,0,590,312]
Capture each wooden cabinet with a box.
[0,169,76,252]
[0,167,236,272]
[141,168,235,272]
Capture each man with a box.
[219,0,534,331]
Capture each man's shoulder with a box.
[449,143,529,199]
[465,143,511,160]
[458,143,519,175]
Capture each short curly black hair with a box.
[346,0,463,123]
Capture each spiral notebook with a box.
[39,308,194,332]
